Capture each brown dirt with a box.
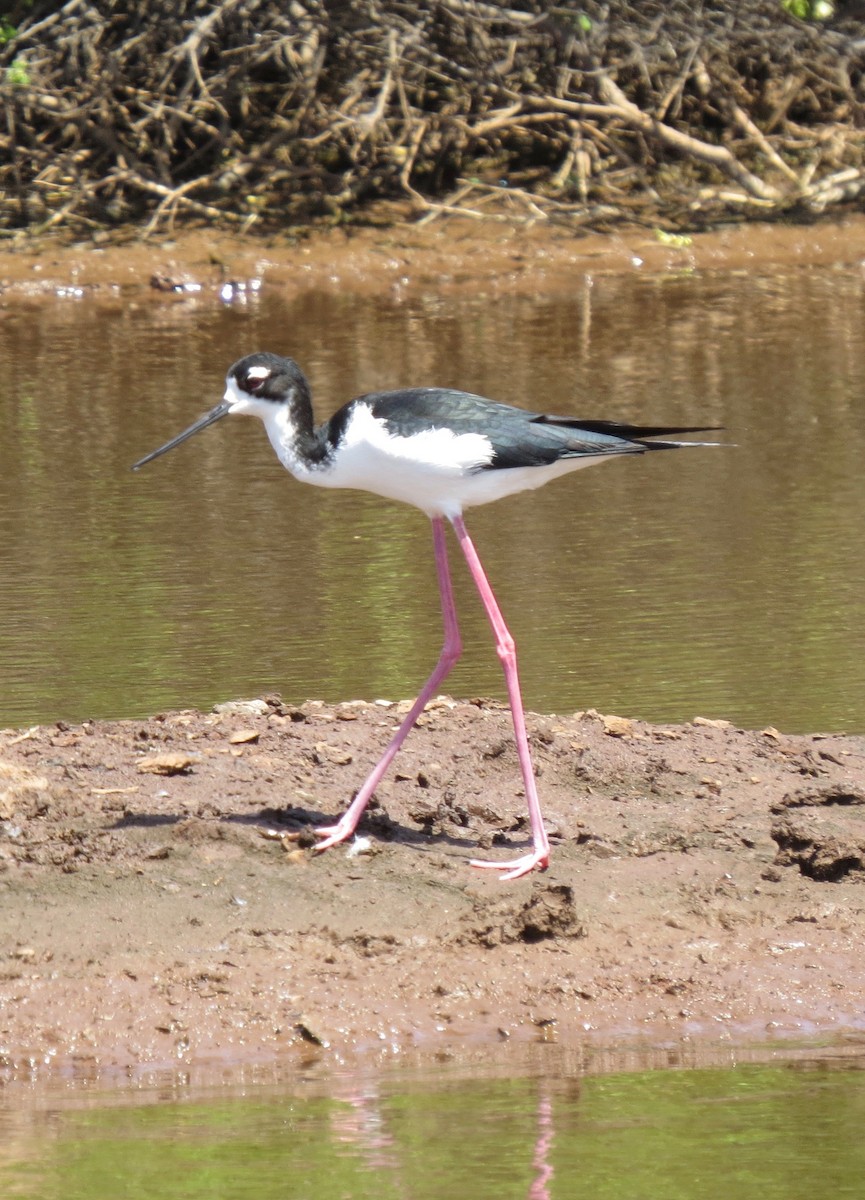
[6,206,865,305]
[3,695,865,1083]
[4,213,865,1089]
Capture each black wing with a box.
[340,388,719,471]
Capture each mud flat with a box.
[2,694,865,1083]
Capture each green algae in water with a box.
[2,1059,865,1200]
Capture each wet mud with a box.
[3,696,865,1083]
[5,207,865,307]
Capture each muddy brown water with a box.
[2,219,865,733]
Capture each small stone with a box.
[602,714,633,738]
[212,699,269,717]
[137,753,196,776]
[228,729,260,745]
[313,742,353,766]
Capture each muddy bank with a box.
[2,695,865,1085]
[2,210,865,307]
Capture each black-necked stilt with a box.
[134,352,719,880]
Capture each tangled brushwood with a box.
[2,0,865,236]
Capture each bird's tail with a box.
[532,415,725,450]
[632,429,726,450]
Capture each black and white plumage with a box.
[134,351,719,880]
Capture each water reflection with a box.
[530,1089,555,1200]
[3,1054,865,1200]
[328,1075,555,1198]
[1,265,865,732]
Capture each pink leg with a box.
[451,514,550,880]
[315,517,461,850]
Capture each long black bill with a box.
[132,401,232,470]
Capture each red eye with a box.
[246,374,266,391]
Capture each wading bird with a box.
[134,352,717,879]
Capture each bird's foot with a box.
[312,819,357,853]
[469,847,550,882]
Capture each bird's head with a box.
[223,353,309,416]
[132,352,307,470]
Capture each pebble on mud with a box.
[136,753,197,776]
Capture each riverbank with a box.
[3,694,865,1085]
[5,208,865,305]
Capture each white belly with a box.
[264,401,616,518]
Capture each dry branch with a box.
[1,0,865,235]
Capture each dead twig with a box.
[118,170,250,233]
[3,0,865,235]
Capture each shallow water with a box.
[3,1052,865,1199]
[2,264,865,732]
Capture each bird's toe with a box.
[469,849,550,881]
